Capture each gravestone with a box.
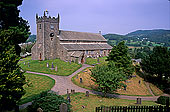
[46,62,49,68]
[136,98,142,104]
[138,80,141,84]
[28,62,30,67]
[85,91,89,97]
[71,89,75,94]
[124,85,127,91]
[97,57,99,63]
[80,78,83,83]
[51,62,54,68]
[60,103,68,112]
[67,93,71,104]
[55,66,57,72]
[37,107,43,112]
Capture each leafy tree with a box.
[27,91,71,112]
[0,0,30,55]
[107,41,134,76]
[0,28,26,110]
[0,0,30,110]
[90,62,126,95]
[141,46,170,80]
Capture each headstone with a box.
[124,85,127,91]
[46,62,49,68]
[51,62,54,68]
[138,80,141,84]
[28,62,30,67]
[67,93,71,104]
[136,98,142,104]
[60,103,68,112]
[55,66,57,72]
[80,78,83,83]
[97,57,99,63]
[67,89,69,94]
[37,107,43,112]
[71,89,75,94]
[85,91,89,97]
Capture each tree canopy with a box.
[90,62,126,95]
[0,0,30,110]
[141,46,170,80]
[107,41,134,76]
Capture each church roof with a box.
[59,30,107,41]
[62,44,112,51]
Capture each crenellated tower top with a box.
[36,10,60,23]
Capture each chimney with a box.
[99,31,102,35]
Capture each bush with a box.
[157,96,170,105]
[27,91,71,112]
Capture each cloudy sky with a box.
[19,0,170,35]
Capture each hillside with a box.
[103,29,170,47]
[126,29,170,44]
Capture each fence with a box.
[96,105,170,112]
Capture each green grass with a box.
[19,73,55,105]
[19,56,82,76]
[85,56,107,65]
[66,92,160,112]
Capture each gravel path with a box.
[26,64,160,101]
[20,64,163,109]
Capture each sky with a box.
[19,0,170,35]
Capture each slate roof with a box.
[59,30,107,41]
[62,44,112,51]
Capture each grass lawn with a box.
[19,73,55,104]
[85,56,107,65]
[19,56,82,76]
[66,93,159,112]
[72,68,153,96]
[149,83,163,96]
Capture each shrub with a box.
[157,96,170,105]
[27,91,71,112]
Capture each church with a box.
[31,11,112,64]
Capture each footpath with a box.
[20,64,167,109]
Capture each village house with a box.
[31,11,112,64]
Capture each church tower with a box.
[32,11,60,60]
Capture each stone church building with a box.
[31,12,112,64]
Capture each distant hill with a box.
[26,35,36,43]
[103,29,170,47]
[126,29,170,43]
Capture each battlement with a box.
[36,11,60,23]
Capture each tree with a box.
[0,0,30,55]
[107,41,134,76]
[0,0,30,110]
[90,62,126,95]
[0,28,26,110]
[27,91,71,112]
[141,46,170,80]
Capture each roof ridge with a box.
[60,30,101,35]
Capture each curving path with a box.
[26,64,161,101]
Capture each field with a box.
[19,73,55,104]
[19,56,81,76]
[67,93,159,112]
[72,68,163,96]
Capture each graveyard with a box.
[19,56,82,76]
[72,68,163,96]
